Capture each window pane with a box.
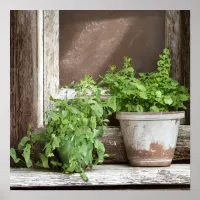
[59,10,165,86]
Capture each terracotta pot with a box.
[116,112,185,167]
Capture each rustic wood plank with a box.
[102,125,190,163]
[165,11,182,83]
[10,164,190,188]
[43,10,60,112]
[165,11,183,124]
[10,11,38,164]
[180,10,190,125]
[37,10,44,127]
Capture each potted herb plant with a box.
[99,48,190,167]
[10,75,116,181]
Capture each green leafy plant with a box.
[99,48,189,112]
[10,75,116,181]
[10,48,190,181]
[68,74,110,97]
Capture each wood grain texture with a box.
[44,10,59,112]
[180,11,190,125]
[10,11,38,158]
[102,125,190,163]
[165,11,190,125]
[10,164,190,188]
[165,11,182,83]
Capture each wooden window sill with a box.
[10,164,190,190]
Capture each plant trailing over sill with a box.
[10,75,116,181]
[99,48,190,112]
[10,48,190,181]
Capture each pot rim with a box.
[116,111,185,121]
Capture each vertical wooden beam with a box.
[37,10,44,127]
[43,10,59,112]
[180,11,190,125]
[10,11,38,152]
[165,10,190,125]
[165,11,182,84]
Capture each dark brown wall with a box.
[59,10,165,86]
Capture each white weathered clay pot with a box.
[116,112,185,167]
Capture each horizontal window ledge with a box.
[10,164,190,189]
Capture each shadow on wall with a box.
[59,10,165,86]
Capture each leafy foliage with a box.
[99,48,189,112]
[10,48,190,181]
[10,75,116,181]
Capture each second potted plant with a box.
[10,75,116,181]
[99,48,189,167]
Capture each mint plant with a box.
[99,48,189,112]
[10,75,116,181]
[10,48,190,181]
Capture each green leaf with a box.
[45,143,53,157]
[52,134,61,150]
[39,154,49,168]
[138,91,147,99]
[94,139,105,163]
[22,144,32,168]
[31,131,47,143]
[135,83,146,91]
[163,48,170,55]
[171,81,178,87]
[62,119,68,124]
[136,105,143,112]
[18,136,30,150]
[179,94,189,101]
[164,96,173,105]
[47,126,53,133]
[50,112,59,121]
[48,153,54,157]
[69,124,75,130]
[80,172,88,181]
[138,73,145,77]
[91,104,103,118]
[177,102,187,109]
[50,161,62,167]
[150,106,160,112]
[110,65,116,72]
[70,107,79,114]
[62,110,68,118]
[83,118,89,126]
[10,148,21,163]
[67,162,77,173]
[106,96,116,112]
[90,116,96,130]
[155,91,162,98]
[104,153,110,158]
[125,104,134,112]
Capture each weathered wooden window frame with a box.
[10,10,190,188]
[10,10,190,157]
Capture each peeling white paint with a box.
[37,10,44,127]
[10,164,190,187]
[119,118,181,151]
